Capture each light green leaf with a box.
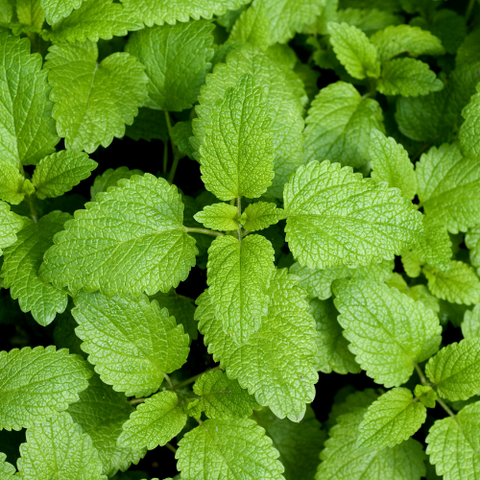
[193,46,305,199]
[414,385,437,408]
[200,74,274,201]
[0,452,15,478]
[176,418,285,480]
[466,225,480,270]
[0,33,58,166]
[0,202,23,256]
[16,0,44,31]
[309,297,360,374]
[460,83,480,159]
[90,166,143,201]
[256,406,326,480]
[126,21,214,112]
[196,269,318,421]
[118,391,187,450]
[0,1,13,27]
[239,202,285,232]
[371,24,444,61]
[426,338,480,401]
[424,261,480,305]
[68,374,146,477]
[401,250,422,278]
[45,40,148,154]
[1,211,70,326]
[121,0,251,27]
[369,129,417,200]
[32,150,97,199]
[462,304,480,340]
[284,160,421,269]
[333,278,442,387]
[17,412,106,480]
[125,108,168,143]
[328,22,380,79]
[317,406,426,480]
[0,346,92,430]
[44,0,143,43]
[0,160,24,204]
[357,387,427,450]
[377,57,443,97]
[193,370,260,419]
[41,0,86,24]
[426,401,480,480]
[194,203,239,231]
[337,7,403,36]
[229,3,271,49]
[72,291,189,397]
[207,234,274,344]
[40,174,197,296]
[304,81,384,169]
[416,143,480,233]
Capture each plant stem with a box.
[163,141,168,174]
[185,227,224,237]
[437,397,456,419]
[128,398,145,405]
[466,0,476,23]
[165,443,177,454]
[414,362,429,385]
[167,151,182,184]
[173,365,221,390]
[163,373,175,390]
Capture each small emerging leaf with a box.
[240,202,285,232]
[194,203,239,231]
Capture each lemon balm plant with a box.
[1,0,480,479]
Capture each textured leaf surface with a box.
[334,279,442,387]
[229,3,271,48]
[200,74,274,201]
[0,452,15,478]
[40,174,197,296]
[426,338,480,401]
[68,374,146,476]
[118,391,187,450]
[466,225,480,270]
[0,159,24,204]
[126,108,168,143]
[369,129,416,200]
[1,211,70,326]
[193,370,259,419]
[0,202,23,255]
[336,7,403,36]
[207,234,274,344]
[0,346,91,430]
[328,22,380,79]
[240,202,285,232]
[197,269,318,421]
[126,21,214,112]
[17,412,106,480]
[460,83,480,159]
[357,388,427,450]
[462,304,480,340]
[304,81,384,168]
[176,418,285,480]
[414,385,437,409]
[41,0,86,23]
[194,203,239,231]
[72,291,189,397]
[0,33,58,166]
[426,401,480,480]
[90,167,143,201]
[45,40,148,153]
[318,407,426,480]
[416,143,480,234]
[284,160,421,269]
[424,261,480,306]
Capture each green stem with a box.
[466,0,476,23]
[167,151,182,184]
[414,362,429,385]
[437,397,456,419]
[128,398,145,406]
[173,365,221,391]
[185,227,224,237]
[165,442,177,454]
[163,373,175,390]
[163,141,168,174]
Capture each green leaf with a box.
[121,0,251,27]
[328,22,380,79]
[416,143,480,233]
[304,81,384,169]
[176,418,285,480]
[44,0,143,43]
[0,1,13,28]
[118,391,187,450]
[309,297,361,374]
[0,202,23,255]
[193,370,259,419]
[460,83,480,159]
[426,338,480,401]
[72,291,189,397]
[15,0,44,32]
[369,129,417,200]
[68,374,146,476]
[466,225,480,270]
[0,33,58,166]
[377,57,443,97]
[32,150,97,199]
[0,346,92,430]
[17,412,106,480]
[40,174,197,296]
[1,211,70,326]
[426,401,480,480]
[333,278,442,387]
[125,108,168,143]
[170,120,195,159]
[41,0,86,24]
[196,269,318,421]
[424,261,480,306]
[0,452,14,478]
[90,166,143,201]
[193,203,239,231]
[193,46,305,199]
[284,160,421,269]
[200,74,274,201]
[317,406,426,480]
[370,24,444,62]
[0,160,24,204]
[207,234,275,344]
[414,385,437,408]
[229,3,271,49]
[126,21,214,112]
[462,304,480,340]
[357,387,427,450]
[337,7,403,36]
[256,406,326,480]
[45,40,148,153]
[239,202,285,232]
